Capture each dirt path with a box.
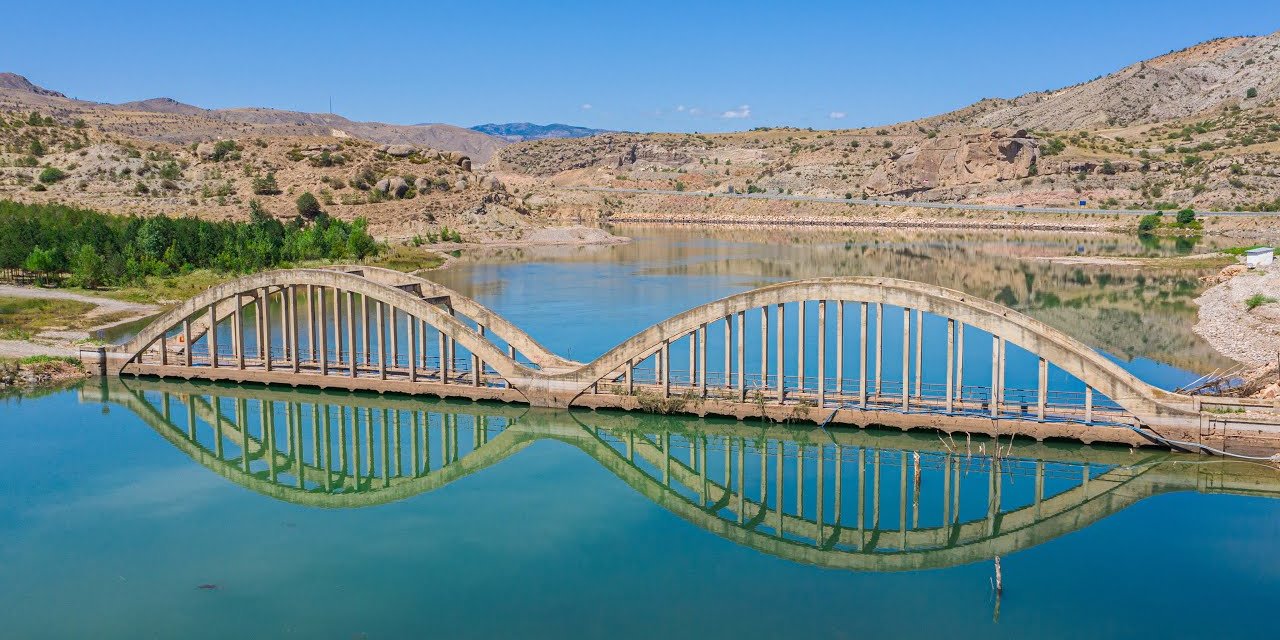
[0,285,161,359]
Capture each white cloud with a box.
[720,105,751,119]
[688,107,703,116]
[829,111,846,119]
[675,105,686,112]
[579,103,592,110]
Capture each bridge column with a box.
[182,318,192,367]
[836,301,844,404]
[1037,357,1047,421]
[438,326,448,383]
[859,302,867,406]
[361,295,370,366]
[874,302,883,399]
[956,322,965,405]
[288,286,299,373]
[776,303,786,402]
[304,285,315,365]
[474,325,484,387]
[626,358,634,394]
[797,302,806,397]
[346,291,356,378]
[990,336,1004,417]
[945,319,955,413]
[760,306,769,400]
[389,306,399,376]
[1084,386,1093,424]
[914,309,923,401]
[159,332,167,366]
[723,316,732,392]
[318,288,329,376]
[332,287,343,374]
[697,324,707,397]
[377,302,387,381]
[688,330,696,391]
[408,316,418,383]
[233,295,244,370]
[736,311,745,401]
[901,307,909,411]
[661,339,670,398]
[817,300,826,408]
[208,303,219,369]
[260,288,272,372]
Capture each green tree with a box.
[296,192,321,218]
[252,172,281,195]
[22,245,58,283]
[1137,213,1162,234]
[70,243,104,288]
[1175,208,1196,225]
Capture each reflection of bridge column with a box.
[774,443,784,535]
[899,450,907,549]
[797,444,805,518]
[236,398,249,473]
[857,447,866,546]
[288,401,302,488]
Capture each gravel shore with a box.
[1194,264,1280,366]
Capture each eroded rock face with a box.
[865,129,1039,196]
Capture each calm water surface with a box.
[3,227,1278,639]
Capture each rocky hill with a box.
[471,122,607,142]
[494,30,1280,215]
[928,32,1280,131]
[0,74,507,162]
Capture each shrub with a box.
[1246,87,1258,99]
[296,192,321,218]
[252,172,281,195]
[1175,208,1196,225]
[210,140,239,161]
[1137,213,1162,233]
[38,167,66,184]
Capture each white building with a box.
[1245,247,1274,268]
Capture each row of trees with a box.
[0,199,380,288]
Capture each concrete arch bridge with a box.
[97,266,1280,451]
[89,377,1280,572]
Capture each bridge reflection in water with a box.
[88,378,1280,572]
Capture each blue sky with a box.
[5,1,1278,132]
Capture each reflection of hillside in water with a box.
[443,226,1232,374]
[95,377,1280,573]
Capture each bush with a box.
[1137,213,1162,233]
[1246,87,1258,99]
[210,140,239,161]
[37,167,66,184]
[296,192,321,218]
[252,172,281,195]
[1175,208,1196,225]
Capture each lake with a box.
[2,226,1276,639]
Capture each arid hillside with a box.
[496,31,1280,216]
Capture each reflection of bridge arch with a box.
[92,378,1279,572]
[103,271,1246,448]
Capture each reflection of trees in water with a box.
[430,226,1233,373]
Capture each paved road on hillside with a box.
[568,186,1277,217]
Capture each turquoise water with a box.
[3,227,1278,638]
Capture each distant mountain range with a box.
[470,122,607,142]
